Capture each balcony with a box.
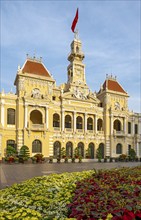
[53,127,60,131]
[76,129,84,133]
[87,130,94,133]
[65,128,73,132]
[114,130,125,137]
[31,124,44,131]
[97,131,104,135]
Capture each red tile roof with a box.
[103,79,127,94]
[22,59,51,77]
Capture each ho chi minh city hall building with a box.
[0,34,141,160]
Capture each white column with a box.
[110,114,113,135]
[95,115,97,133]
[1,100,5,127]
[46,107,48,129]
[73,111,76,132]
[85,113,87,133]
[124,117,126,134]
[62,110,64,132]
[132,118,134,135]
[136,143,139,157]
[24,104,28,128]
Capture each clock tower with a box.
[65,34,89,99]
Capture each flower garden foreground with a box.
[0,167,141,220]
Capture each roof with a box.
[22,59,51,77]
[103,79,127,94]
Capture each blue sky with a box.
[1,0,140,112]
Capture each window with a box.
[53,113,60,127]
[114,119,121,131]
[53,141,61,157]
[30,110,42,124]
[7,108,15,125]
[128,145,131,155]
[128,122,131,134]
[87,117,93,130]
[32,140,42,153]
[65,115,72,128]
[135,124,138,134]
[76,116,83,129]
[52,96,56,101]
[116,143,122,154]
[97,119,103,131]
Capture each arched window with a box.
[98,143,104,159]
[65,115,72,128]
[76,116,83,129]
[7,140,16,150]
[114,119,121,131]
[30,110,42,124]
[76,46,79,53]
[97,119,103,131]
[53,113,60,127]
[88,143,95,159]
[53,141,61,157]
[66,142,73,158]
[77,142,84,157]
[116,143,122,154]
[87,117,93,130]
[7,108,15,125]
[32,140,42,153]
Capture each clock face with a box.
[115,102,120,110]
[76,69,81,76]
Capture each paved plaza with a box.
[0,162,140,189]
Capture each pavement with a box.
[0,161,140,189]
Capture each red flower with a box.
[135,211,141,218]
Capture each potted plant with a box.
[64,157,68,163]
[31,156,37,163]
[72,157,75,163]
[119,154,127,162]
[8,156,15,163]
[49,156,53,163]
[14,157,19,164]
[78,156,82,163]
[34,154,44,163]
[57,156,61,163]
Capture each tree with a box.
[96,147,102,162]
[19,145,30,161]
[129,148,136,161]
[6,145,17,157]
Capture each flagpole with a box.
[74,29,79,40]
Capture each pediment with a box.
[62,90,100,104]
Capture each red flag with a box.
[71,8,78,32]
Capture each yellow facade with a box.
[0,37,141,159]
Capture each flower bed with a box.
[0,171,93,219]
[68,166,141,220]
[0,167,141,220]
